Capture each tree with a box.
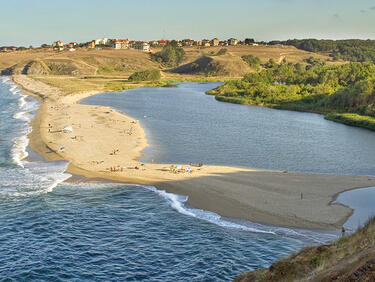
[151,44,185,67]
[244,38,255,45]
[241,54,261,70]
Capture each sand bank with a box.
[12,75,375,230]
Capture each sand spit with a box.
[12,75,375,230]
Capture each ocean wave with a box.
[144,185,340,243]
[10,134,30,168]
[0,78,71,196]
[144,186,276,234]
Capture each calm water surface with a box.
[83,82,375,176]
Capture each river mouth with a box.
[82,82,375,176]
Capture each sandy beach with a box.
[12,75,375,230]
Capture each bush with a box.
[151,44,185,67]
[128,69,161,82]
[216,48,228,56]
[242,54,261,70]
[310,256,323,268]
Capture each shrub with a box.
[310,256,323,268]
[242,54,261,70]
[128,69,161,82]
[216,48,228,56]
[151,44,185,67]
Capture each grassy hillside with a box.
[235,218,375,281]
[0,45,342,96]
[0,45,334,77]
[171,55,252,77]
[0,49,159,76]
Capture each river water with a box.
[83,82,375,176]
[0,79,374,280]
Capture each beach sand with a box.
[13,75,375,230]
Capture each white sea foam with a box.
[144,186,276,234]
[144,185,340,243]
[0,78,71,196]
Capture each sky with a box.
[1,0,375,46]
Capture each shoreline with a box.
[10,74,375,230]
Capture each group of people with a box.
[110,149,120,155]
[170,165,193,174]
[125,127,133,136]
[108,163,145,172]
[110,166,125,172]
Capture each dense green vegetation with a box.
[241,54,261,70]
[208,59,375,131]
[151,42,185,67]
[128,69,161,82]
[270,39,375,62]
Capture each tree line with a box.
[268,39,375,62]
[208,58,375,130]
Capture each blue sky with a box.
[1,0,375,46]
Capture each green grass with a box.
[325,113,375,131]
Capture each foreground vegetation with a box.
[208,59,375,131]
[235,217,375,281]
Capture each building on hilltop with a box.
[228,38,238,46]
[65,42,77,49]
[219,40,229,46]
[149,40,159,47]
[202,39,211,47]
[133,41,150,52]
[87,40,96,48]
[157,40,169,47]
[95,38,109,45]
[211,38,219,46]
[182,39,194,47]
[52,40,64,51]
[111,39,129,49]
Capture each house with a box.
[111,39,129,49]
[0,46,17,52]
[95,38,109,45]
[133,41,150,52]
[66,42,77,49]
[202,39,211,47]
[53,40,63,47]
[52,41,64,51]
[228,38,238,46]
[149,40,159,47]
[157,40,169,47]
[87,40,96,48]
[182,39,194,47]
[196,40,202,46]
[211,38,219,46]
[219,40,229,46]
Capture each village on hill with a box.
[0,37,258,52]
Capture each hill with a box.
[0,45,339,94]
[235,218,375,281]
[0,48,159,76]
[0,45,335,77]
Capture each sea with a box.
[1,78,374,281]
